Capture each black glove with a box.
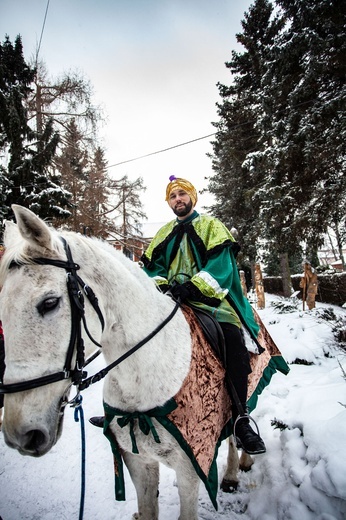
[158,283,171,294]
[170,283,191,302]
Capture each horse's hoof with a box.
[220,478,238,493]
[239,463,252,473]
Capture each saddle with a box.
[187,304,227,370]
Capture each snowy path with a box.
[1,294,345,519]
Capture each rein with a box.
[0,237,179,395]
[78,300,180,391]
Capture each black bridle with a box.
[0,237,179,395]
[0,237,104,394]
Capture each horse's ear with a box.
[12,205,53,251]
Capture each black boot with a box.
[234,417,266,455]
[89,416,105,428]
[220,323,266,455]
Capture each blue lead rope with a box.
[74,395,86,520]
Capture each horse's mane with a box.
[85,233,157,291]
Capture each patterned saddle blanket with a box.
[103,305,289,509]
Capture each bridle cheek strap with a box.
[0,237,105,394]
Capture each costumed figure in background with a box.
[254,263,265,310]
[140,175,266,455]
[300,261,319,310]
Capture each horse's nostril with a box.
[23,429,48,455]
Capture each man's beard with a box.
[173,200,193,217]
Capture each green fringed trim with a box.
[103,354,289,507]
[247,355,289,413]
[103,399,178,501]
[103,398,231,510]
[153,411,232,511]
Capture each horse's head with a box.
[0,205,103,456]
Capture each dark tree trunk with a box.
[280,252,293,297]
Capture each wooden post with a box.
[239,270,248,297]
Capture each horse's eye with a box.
[37,297,60,317]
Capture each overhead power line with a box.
[106,132,216,169]
[106,98,319,170]
[35,0,50,66]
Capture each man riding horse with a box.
[140,176,265,455]
[91,176,266,455]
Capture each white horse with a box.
[0,205,253,520]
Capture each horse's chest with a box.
[112,421,179,462]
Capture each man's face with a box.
[168,189,194,219]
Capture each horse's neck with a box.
[80,243,192,411]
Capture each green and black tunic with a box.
[141,210,263,352]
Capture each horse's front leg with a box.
[175,458,200,520]
[123,451,159,520]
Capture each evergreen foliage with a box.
[79,146,112,238]
[256,0,346,252]
[0,36,147,243]
[0,35,70,221]
[53,119,88,231]
[107,175,147,254]
[54,121,147,240]
[209,0,284,263]
[208,0,346,279]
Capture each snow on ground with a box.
[0,293,346,520]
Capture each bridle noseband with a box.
[0,237,180,395]
[0,237,105,394]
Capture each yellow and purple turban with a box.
[165,175,198,207]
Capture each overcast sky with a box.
[1,0,253,223]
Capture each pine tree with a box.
[208,0,284,265]
[53,119,88,231]
[107,175,147,256]
[78,146,112,238]
[210,0,346,288]
[209,100,261,263]
[0,35,70,221]
[255,0,346,253]
[54,123,124,239]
